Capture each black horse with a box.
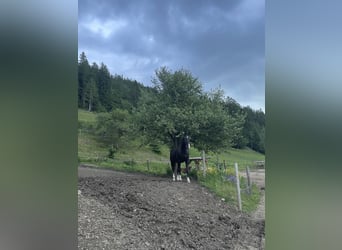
[170,135,191,183]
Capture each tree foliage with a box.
[78,52,265,154]
[241,107,265,153]
[136,67,242,152]
[222,97,247,148]
[78,52,151,112]
[95,109,132,151]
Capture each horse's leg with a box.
[171,161,176,181]
[176,163,179,181]
[177,162,182,181]
[186,160,190,183]
[174,162,178,182]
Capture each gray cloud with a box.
[79,0,264,111]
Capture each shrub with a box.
[108,146,115,159]
[124,159,137,166]
[149,143,162,154]
[188,168,198,180]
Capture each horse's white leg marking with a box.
[187,177,190,183]
[179,175,182,181]
[173,174,176,181]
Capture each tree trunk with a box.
[88,99,92,111]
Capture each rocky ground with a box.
[78,166,265,249]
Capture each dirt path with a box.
[240,169,265,221]
[78,166,265,249]
[240,169,265,190]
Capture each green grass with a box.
[78,130,108,161]
[78,109,98,124]
[189,146,264,170]
[197,170,261,212]
[78,129,170,164]
[207,148,264,171]
[219,147,265,163]
[78,108,264,213]
[78,127,170,176]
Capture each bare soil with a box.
[78,166,265,249]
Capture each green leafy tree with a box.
[136,67,234,152]
[223,97,247,148]
[96,109,132,151]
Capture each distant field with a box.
[78,109,98,124]
[189,146,264,171]
[208,148,265,170]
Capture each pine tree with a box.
[78,52,91,109]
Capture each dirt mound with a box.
[78,167,264,249]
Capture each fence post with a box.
[202,150,206,177]
[147,160,150,171]
[235,163,242,211]
[246,166,251,195]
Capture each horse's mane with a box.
[181,136,189,153]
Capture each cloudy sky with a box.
[78,0,264,111]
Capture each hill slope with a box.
[78,109,264,169]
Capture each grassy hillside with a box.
[78,109,264,166]
[78,109,98,123]
[78,109,265,212]
[78,109,264,172]
[79,109,167,159]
